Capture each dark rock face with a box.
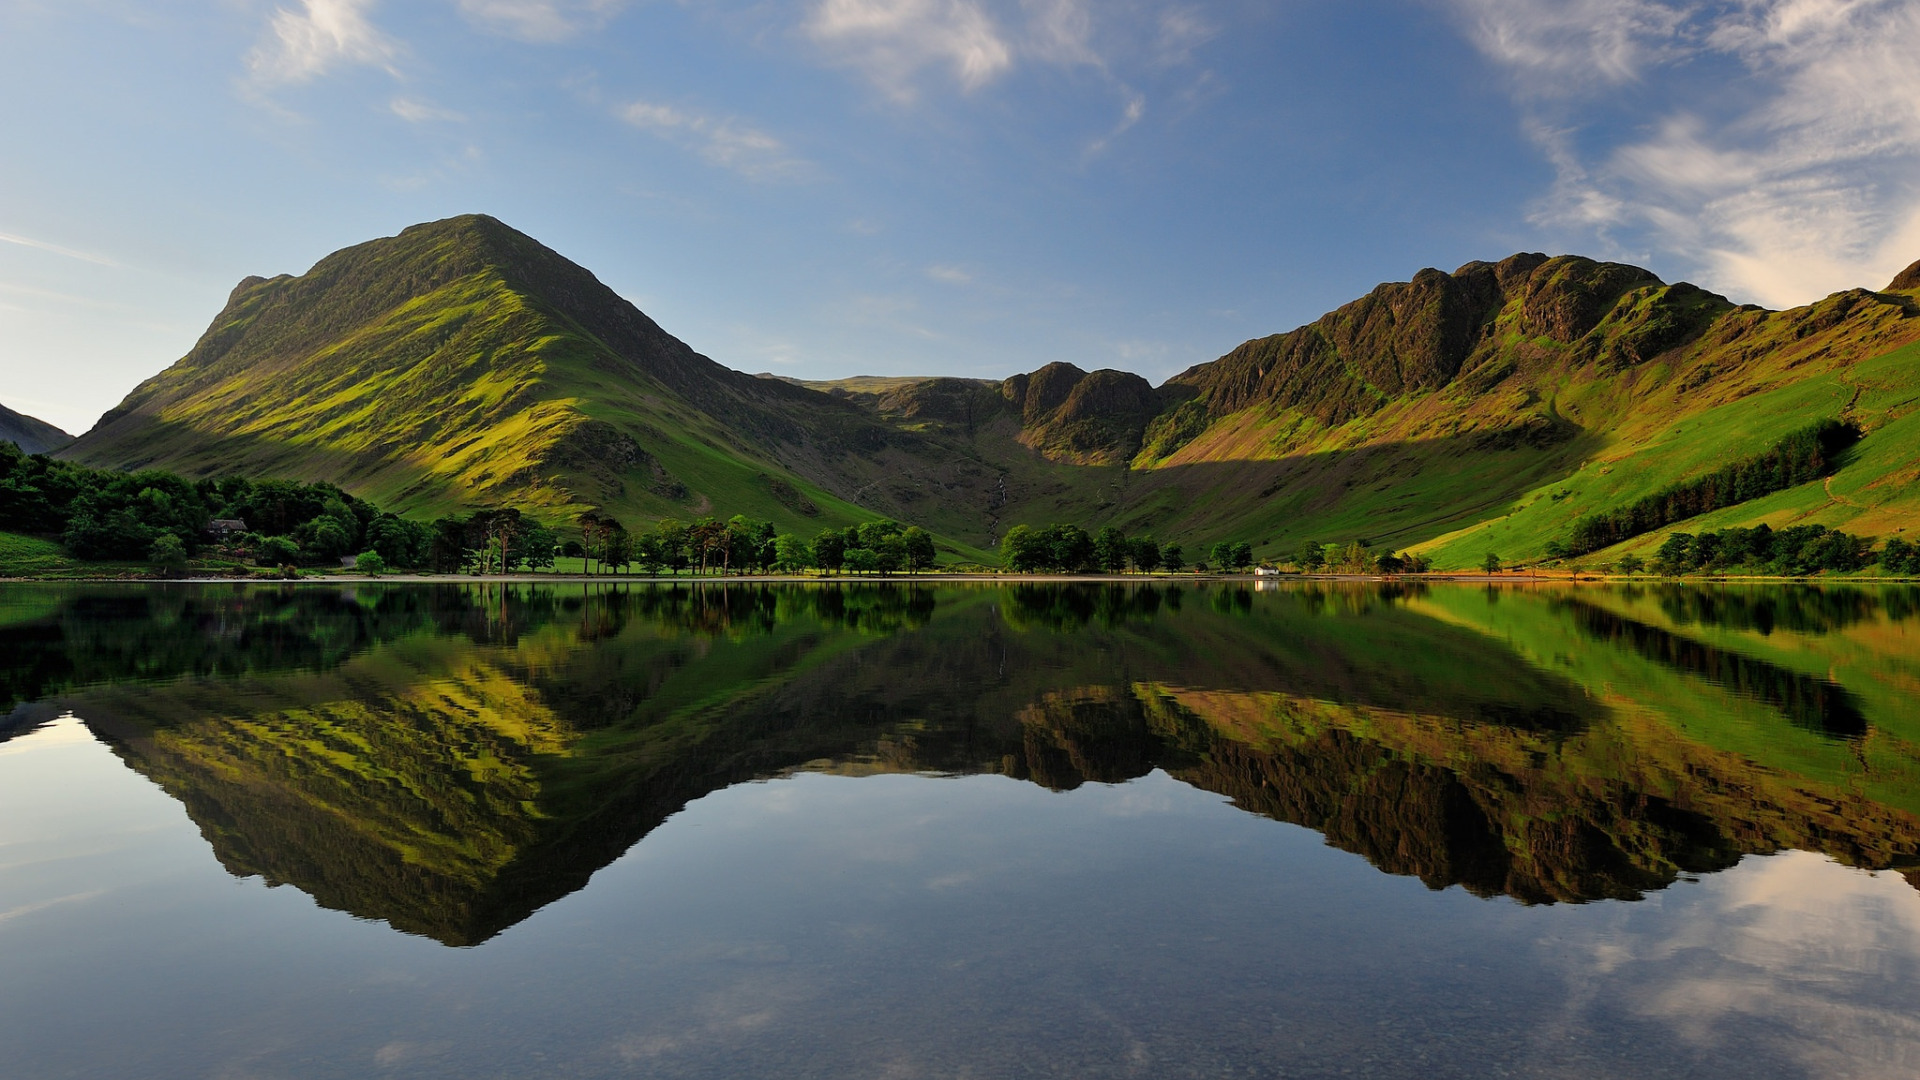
[999,363,1162,464]
[1888,259,1920,292]
[1166,253,1691,428]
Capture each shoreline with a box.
[3,571,1911,586]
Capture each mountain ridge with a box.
[59,214,1920,567]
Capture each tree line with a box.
[1637,524,1875,577]
[0,441,429,573]
[1559,420,1858,557]
[999,524,1186,574]
[561,513,938,576]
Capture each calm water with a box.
[3,580,1919,1079]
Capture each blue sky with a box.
[3,0,1918,436]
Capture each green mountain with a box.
[61,215,1920,567]
[0,402,71,454]
[60,215,1007,556]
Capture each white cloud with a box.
[245,0,398,87]
[926,264,972,284]
[1450,0,1920,306]
[1537,853,1920,1078]
[389,96,464,123]
[805,0,1015,100]
[619,100,810,181]
[1449,0,1690,90]
[455,0,626,43]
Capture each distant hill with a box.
[62,215,1920,567]
[0,402,72,454]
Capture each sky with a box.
[3,0,1918,437]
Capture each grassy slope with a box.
[53,217,1920,568]
[824,273,1918,566]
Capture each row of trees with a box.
[1560,420,1857,556]
[1287,539,1433,576]
[1646,524,1872,577]
[564,514,940,577]
[0,441,425,570]
[999,524,1186,574]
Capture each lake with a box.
[2,580,1918,1079]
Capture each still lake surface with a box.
[2,580,1919,1079]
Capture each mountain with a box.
[61,215,1009,555]
[829,253,1920,564]
[0,402,72,454]
[62,214,1920,566]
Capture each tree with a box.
[257,535,300,567]
[577,512,610,575]
[655,518,689,575]
[1483,551,1502,574]
[1093,526,1130,573]
[901,526,936,573]
[602,523,634,575]
[635,533,668,576]
[1293,539,1326,572]
[1042,524,1095,573]
[1654,533,1694,576]
[688,517,727,574]
[1209,541,1234,569]
[844,547,879,575]
[1617,554,1645,575]
[876,535,907,575]
[1130,536,1161,573]
[354,551,387,576]
[812,528,848,575]
[1161,544,1185,573]
[1000,525,1046,573]
[519,523,558,573]
[773,534,811,573]
[1229,541,1254,571]
[149,533,189,577]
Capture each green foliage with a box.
[1881,538,1920,577]
[1652,524,1869,576]
[1484,552,1502,574]
[1564,421,1858,556]
[149,533,190,576]
[1161,544,1185,573]
[354,551,387,576]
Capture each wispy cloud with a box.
[0,230,120,267]
[925,263,972,284]
[1448,0,1920,305]
[619,100,811,181]
[389,96,464,123]
[803,1,1198,156]
[245,0,398,88]
[805,0,1014,101]
[455,0,627,43]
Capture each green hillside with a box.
[55,216,1920,569]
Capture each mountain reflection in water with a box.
[3,580,1919,946]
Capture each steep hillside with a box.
[0,402,72,454]
[59,214,1920,567]
[830,255,1920,565]
[60,215,1008,552]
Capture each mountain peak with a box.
[1888,258,1920,292]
